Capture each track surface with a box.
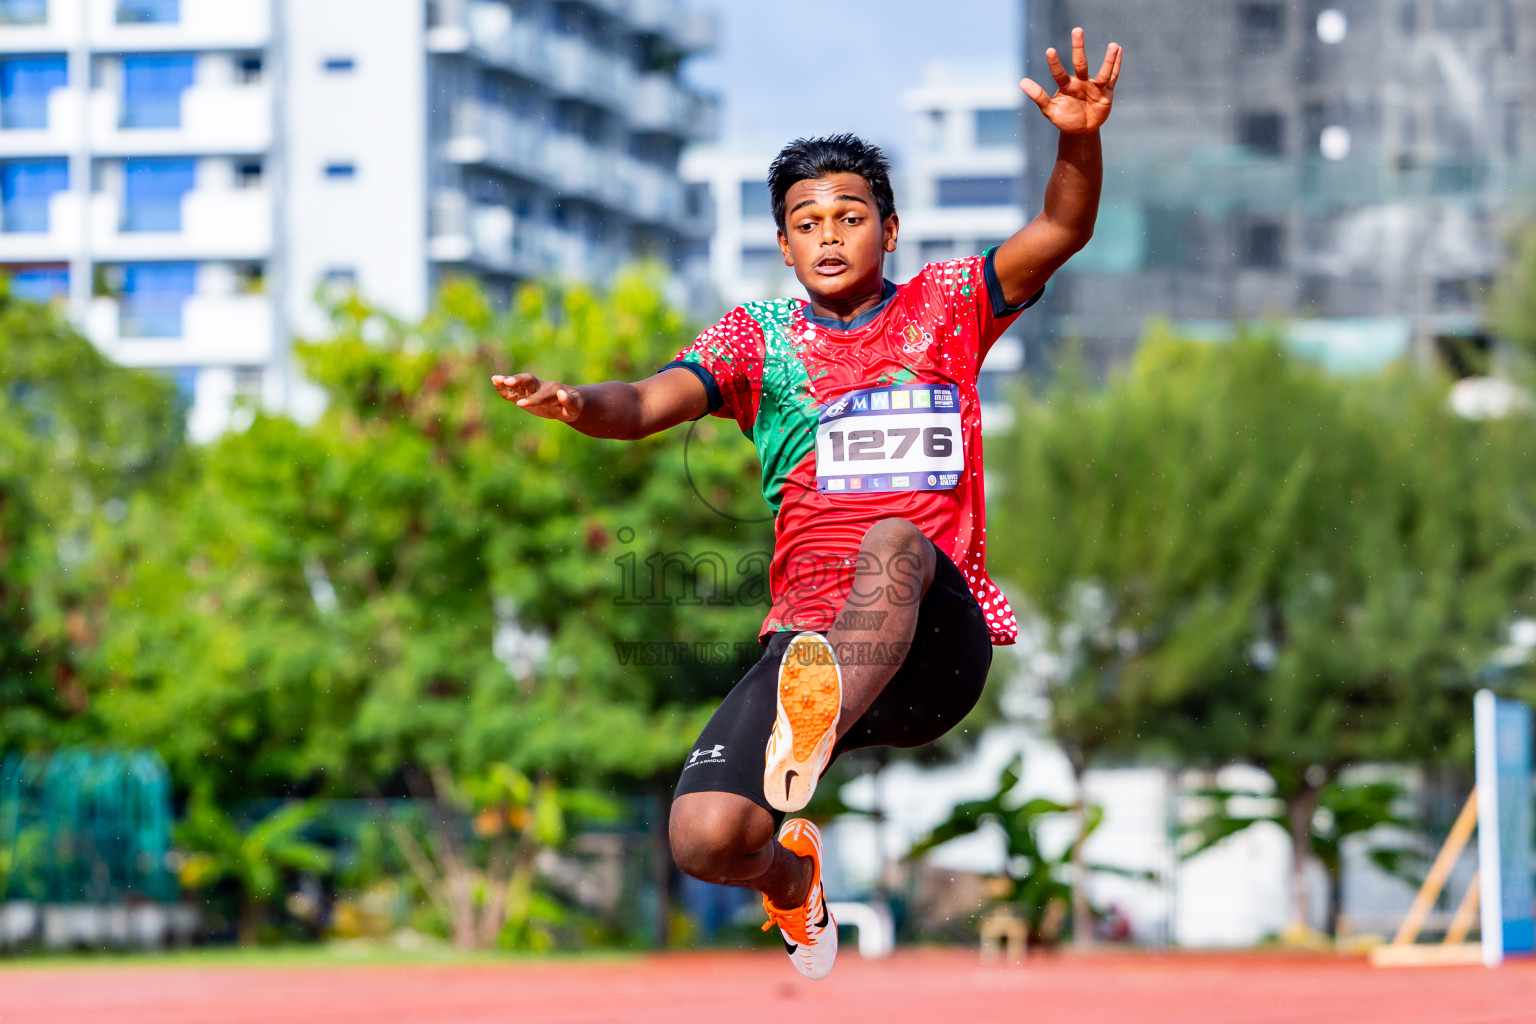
[2,949,1532,1023]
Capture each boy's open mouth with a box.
[813,256,848,276]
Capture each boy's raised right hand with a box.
[492,372,584,423]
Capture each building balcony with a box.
[89,0,270,52]
[427,188,544,277]
[89,187,271,260]
[545,35,632,111]
[428,2,548,81]
[445,101,546,182]
[629,0,716,53]
[630,74,716,140]
[89,83,272,155]
[617,157,685,225]
[0,87,85,154]
[0,188,82,261]
[89,292,273,364]
[0,0,84,53]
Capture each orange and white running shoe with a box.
[763,632,842,813]
[762,818,837,980]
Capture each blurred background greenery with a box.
[3,228,1536,952]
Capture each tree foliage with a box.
[86,274,769,803]
[989,333,1536,932]
[0,289,184,750]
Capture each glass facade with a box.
[121,54,195,129]
[974,109,1019,148]
[119,262,196,338]
[0,0,47,26]
[0,56,66,130]
[122,157,196,231]
[935,176,1020,208]
[117,0,177,24]
[1,159,67,232]
[7,264,68,302]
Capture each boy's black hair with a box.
[766,133,896,231]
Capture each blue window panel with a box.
[324,162,356,179]
[934,176,1021,208]
[0,0,49,27]
[7,265,68,302]
[117,0,178,24]
[323,57,355,72]
[0,55,67,129]
[120,261,195,338]
[122,157,195,232]
[1,159,68,232]
[121,53,195,129]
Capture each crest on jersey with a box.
[902,323,934,355]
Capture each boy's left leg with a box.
[827,517,937,735]
[764,516,944,812]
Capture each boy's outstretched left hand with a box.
[1021,27,1121,135]
[491,372,584,423]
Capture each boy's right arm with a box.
[490,366,709,440]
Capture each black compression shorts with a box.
[673,540,993,821]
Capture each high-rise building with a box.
[683,68,1028,422]
[0,0,714,438]
[1021,0,1536,371]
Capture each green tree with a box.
[89,272,768,806]
[990,334,1536,938]
[0,286,183,750]
[177,796,335,943]
[908,755,1146,944]
[1490,223,1536,372]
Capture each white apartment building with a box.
[683,70,1028,415]
[0,0,713,439]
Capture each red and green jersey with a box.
[666,250,1038,646]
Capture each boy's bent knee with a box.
[669,792,776,882]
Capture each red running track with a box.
[2,949,1532,1024]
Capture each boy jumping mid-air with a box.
[494,29,1121,980]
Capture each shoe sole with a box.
[764,634,841,813]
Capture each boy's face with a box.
[777,173,898,307]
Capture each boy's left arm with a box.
[992,28,1123,308]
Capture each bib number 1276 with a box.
[825,425,953,462]
[815,383,965,494]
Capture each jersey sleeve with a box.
[921,249,1044,361]
[661,305,764,431]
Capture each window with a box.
[1,159,67,232]
[1240,221,1284,268]
[122,157,195,231]
[974,109,1018,148]
[117,0,178,24]
[935,176,1019,207]
[739,180,771,219]
[1239,2,1284,52]
[119,262,196,338]
[920,239,954,263]
[0,0,48,26]
[121,54,195,128]
[6,264,67,302]
[322,267,357,289]
[235,160,262,188]
[0,56,67,129]
[324,162,356,179]
[237,56,263,84]
[235,262,263,294]
[739,246,781,278]
[323,57,356,73]
[1239,111,1285,156]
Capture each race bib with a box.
[816,383,964,494]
